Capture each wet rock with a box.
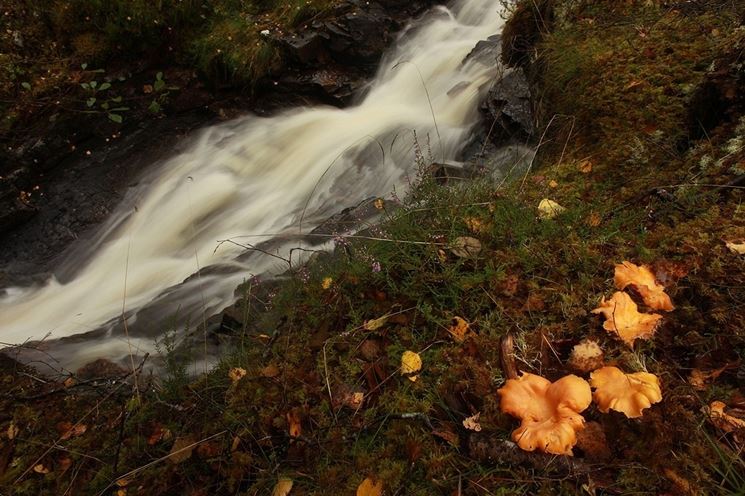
[481,67,534,144]
[463,34,502,66]
[76,358,126,380]
[0,170,37,235]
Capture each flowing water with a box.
[0,0,509,366]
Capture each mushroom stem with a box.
[500,333,519,380]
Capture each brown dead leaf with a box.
[706,401,745,434]
[591,292,662,347]
[357,477,383,496]
[261,363,281,378]
[196,441,221,459]
[33,464,50,474]
[664,468,696,496]
[7,422,18,440]
[432,427,460,447]
[448,317,474,343]
[58,422,87,440]
[549,179,559,188]
[63,377,76,388]
[57,456,73,476]
[143,84,154,94]
[168,436,195,464]
[462,413,482,432]
[500,274,519,297]
[287,410,302,438]
[578,160,593,173]
[624,80,644,91]
[451,237,482,258]
[689,365,729,391]
[228,367,247,383]
[147,424,172,445]
[588,212,602,227]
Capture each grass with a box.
[1,0,745,494]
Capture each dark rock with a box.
[482,67,534,144]
[463,34,502,66]
[0,170,38,235]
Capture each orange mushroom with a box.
[614,261,674,312]
[591,291,662,347]
[497,373,592,455]
[590,366,662,418]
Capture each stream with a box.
[0,0,510,370]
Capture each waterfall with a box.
[0,0,505,362]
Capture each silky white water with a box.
[0,0,505,357]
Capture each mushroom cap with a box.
[614,261,674,312]
[591,291,662,347]
[590,366,662,418]
[498,373,592,455]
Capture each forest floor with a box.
[2,0,745,495]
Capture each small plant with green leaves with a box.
[79,64,129,123]
[147,71,179,115]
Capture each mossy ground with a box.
[2,0,745,494]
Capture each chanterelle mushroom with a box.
[614,261,674,312]
[497,373,592,455]
[590,366,662,418]
[591,291,662,347]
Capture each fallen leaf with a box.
[33,464,50,474]
[500,274,519,297]
[147,424,172,445]
[624,80,644,90]
[261,363,281,378]
[287,410,302,438]
[228,367,247,383]
[272,478,294,496]
[7,422,18,440]
[363,315,388,331]
[464,217,485,234]
[231,436,241,452]
[579,160,593,173]
[143,84,154,94]
[614,261,674,311]
[58,422,87,440]
[664,468,696,496]
[537,199,566,219]
[168,436,195,464]
[321,277,333,290]
[462,413,482,432]
[432,427,460,447]
[591,292,662,347]
[357,477,383,496]
[401,351,422,382]
[437,248,447,263]
[57,456,73,476]
[451,237,482,258]
[588,212,602,227]
[373,198,385,210]
[448,317,474,343]
[549,179,559,188]
[689,365,729,391]
[590,366,662,418]
[726,241,745,255]
[706,401,745,433]
[63,377,76,388]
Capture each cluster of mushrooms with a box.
[497,262,673,455]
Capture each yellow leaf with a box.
[401,351,422,382]
[726,241,745,255]
[462,412,482,432]
[464,217,485,234]
[272,478,294,496]
[591,292,662,347]
[363,315,388,331]
[228,367,247,383]
[447,317,474,343]
[321,277,333,290]
[357,477,383,496]
[549,179,558,188]
[33,464,50,474]
[537,199,566,219]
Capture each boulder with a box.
[482,67,534,144]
